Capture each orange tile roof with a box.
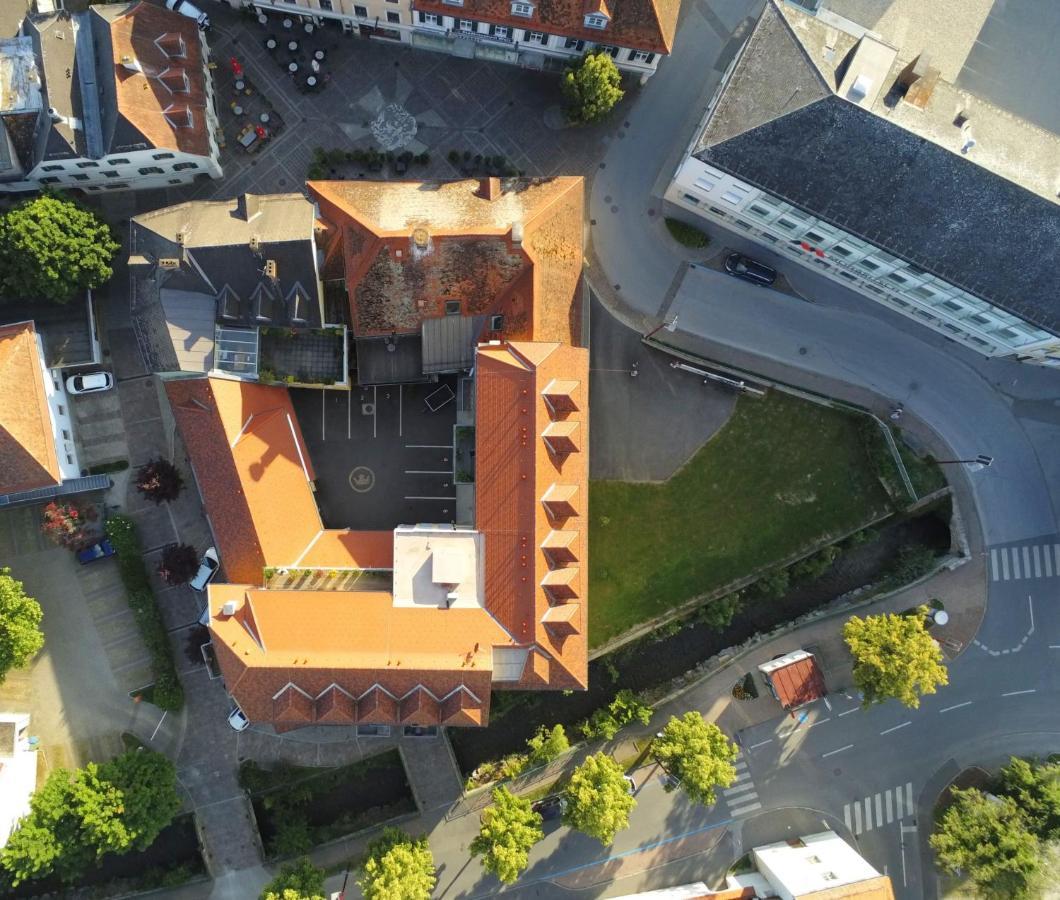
[107,2,213,158]
[0,322,61,495]
[297,529,395,570]
[412,0,680,54]
[208,584,496,728]
[799,875,895,900]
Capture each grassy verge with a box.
[104,515,184,711]
[664,217,710,248]
[589,391,894,646]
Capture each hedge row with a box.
[104,515,184,711]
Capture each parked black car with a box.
[531,796,567,822]
[725,252,777,287]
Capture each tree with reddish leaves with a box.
[40,501,97,550]
[135,458,184,504]
[157,544,199,586]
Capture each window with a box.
[418,11,440,24]
[839,270,857,281]
[39,176,60,184]
[138,166,164,175]
[41,164,63,172]
[354,4,367,14]
[445,300,461,315]
[885,271,909,286]
[57,404,65,415]
[584,13,607,28]
[102,170,120,178]
[511,1,534,16]
[458,18,473,31]
[720,186,749,205]
[318,0,333,8]
[62,429,71,440]
[387,11,400,22]
[857,258,881,272]
[173,161,199,171]
[104,183,128,190]
[152,152,176,160]
[804,230,825,244]
[969,313,991,326]
[490,314,504,330]
[565,37,585,50]
[693,175,716,192]
[775,217,798,231]
[596,44,619,57]
[490,24,510,38]
[525,30,546,44]
[76,161,99,169]
[682,193,700,205]
[830,244,853,257]
[70,174,89,181]
[168,178,182,185]
[748,204,771,217]
[106,158,130,165]
[629,50,655,63]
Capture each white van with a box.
[166,0,210,30]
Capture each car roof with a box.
[81,372,108,387]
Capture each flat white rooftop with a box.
[392,524,484,610]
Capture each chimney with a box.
[264,259,278,281]
[478,177,502,201]
[511,220,524,247]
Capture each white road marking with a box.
[1011,547,1020,578]
[807,717,830,728]
[1002,688,1036,697]
[875,793,883,826]
[406,444,452,449]
[990,547,999,580]
[895,785,904,819]
[1001,548,1010,580]
[1033,544,1042,577]
[749,739,773,749]
[373,385,377,438]
[321,389,326,441]
[838,708,859,717]
[886,789,894,823]
[822,744,853,758]
[880,722,911,735]
[853,801,862,834]
[939,701,972,713]
[1049,645,1060,649]
[1023,545,1031,578]
[863,797,873,832]
[404,496,457,501]
[347,387,352,439]
[150,710,168,742]
[398,384,403,438]
[404,470,452,474]
[730,801,763,816]
[1029,594,1035,632]
[844,805,852,832]
[1046,547,1054,577]
[906,782,914,814]
[1054,543,1060,576]
[723,782,757,797]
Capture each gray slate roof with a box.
[694,1,1060,336]
[130,194,323,330]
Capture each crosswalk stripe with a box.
[885,789,893,823]
[1054,544,1060,577]
[863,798,873,832]
[844,804,852,832]
[875,793,883,826]
[724,782,757,796]
[1023,546,1031,578]
[1046,548,1054,577]
[854,801,862,834]
[906,782,914,814]
[1033,545,1042,577]
[990,548,999,580]
[730,801,762,816]
[1002,548,1010,580]
[1011,547,1021,578]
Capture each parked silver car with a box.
[65,371,114,395]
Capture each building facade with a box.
[665,0,1060,365]
[0,2,222,194]
[225,0,677,79]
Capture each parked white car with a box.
[227,705,250,732]
[65,371,114,395]
[189,547,219,592]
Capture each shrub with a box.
[664,218,710,248]
[105,516,184,711]
[697,592,743,630]
[581,690,652,741]
[792,545,841,582]
[158,543,200,586]
[525,724,569,768]
[40,500,98,550]
[755,567,790,599]
[135,458,185,504]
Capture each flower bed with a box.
[104,515,184,711]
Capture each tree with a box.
[526,724,569,767]
[0,749,181,886]
[470,787,543,884]
[0,194,119,304]
[357,827,436,900]
[581,689,653,741]
[563,753,635,845]
[652,712,738,806]
[40,500,98,549]
[135,458,185,504]
[930,787,1040,898]
[158,544,200,586]
[261,857,326,900]
[0,569,44,684]
[843,609,948,708]
[998,757,1060,840]
[561,52,624,124]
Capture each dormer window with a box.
[584,13,607,28]
[511,1,534,16]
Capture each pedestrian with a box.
[630,361,639,378]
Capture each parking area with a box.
[291,378,459,530]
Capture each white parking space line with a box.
[406,444,452,449]
[1002,688,1036,697]
[749,739,773,749]
[373,386,378,438]
[822,744,853,758]
[347,388,352,439]
[838,708,859,717]
[880,722,910,735]
[321,389,326,441]
[399,385,403,438]
[404,496,457,501]
[405,470,451,474]
[940,701,972,713]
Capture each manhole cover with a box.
[349,466,375,493]
[361,403,375,415]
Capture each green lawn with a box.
[588,391,895,646]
